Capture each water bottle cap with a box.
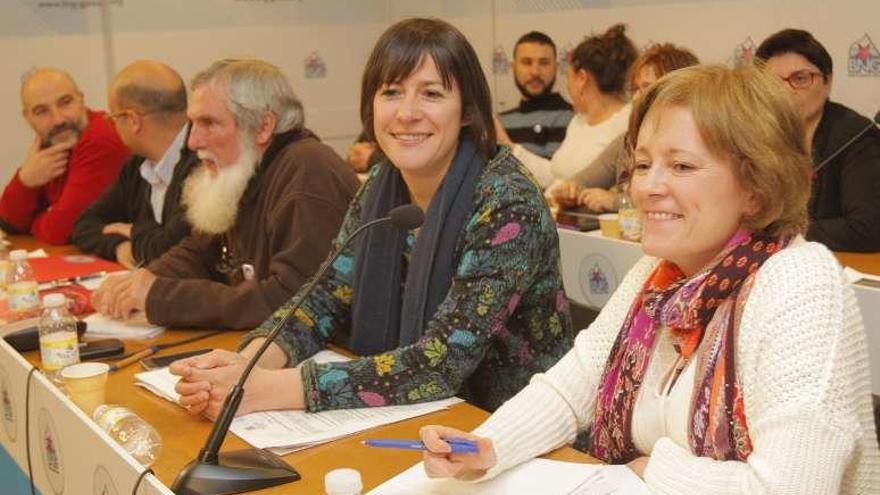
[42,293,67,308]
[324,468,362,494]
[9,249,27,261]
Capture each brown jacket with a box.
[145,130,359,329]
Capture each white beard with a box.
[182,136,260,235]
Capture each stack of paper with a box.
[133,349,463,454]
[843,266,880,289]
[84,313,164,340]
[232,397,462,455]
[368,458,651,495]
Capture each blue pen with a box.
[362,437,479,454]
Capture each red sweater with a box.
[0,110,129,244]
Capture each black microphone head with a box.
[389,204,424,229]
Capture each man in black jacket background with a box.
[73,60,197,266]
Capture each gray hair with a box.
[190,58,304,134]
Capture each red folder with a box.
[27,255,124,283]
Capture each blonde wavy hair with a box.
[625,63,811,237]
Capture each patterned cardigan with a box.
[240,145,574,412]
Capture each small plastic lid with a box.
[9,249,27,261]
[324,468,362,495]
[42,294,67,308]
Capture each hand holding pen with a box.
[417,425,498,480]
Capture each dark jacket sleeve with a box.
[144,140,357,330]
[807,126,880,252]
[71,156,141,260]
[129,150,196,264]
[145,193,351,329]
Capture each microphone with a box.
[813,109,879,175]
[171,204,424,495]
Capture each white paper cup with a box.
[61,362,110,415]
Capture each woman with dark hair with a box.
[552,43,699,211]
[421,64,880,493]
[170,18,572,416]
[500,24,637,191]
[757,28,880,252]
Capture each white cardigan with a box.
[475,239,880,494]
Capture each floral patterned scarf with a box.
[591,229,788,463]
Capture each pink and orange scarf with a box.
[591,229,787,463]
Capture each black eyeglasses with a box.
[779,70,824,90]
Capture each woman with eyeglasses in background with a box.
[757,28,880,253]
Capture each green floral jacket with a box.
[240,146,573,412]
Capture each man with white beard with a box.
[91,58,359,329]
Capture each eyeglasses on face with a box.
[779,69,824,90]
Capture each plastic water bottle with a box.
[325,468,363,495]
[0,239,9,323]
[7,249,40,319]
[38,294,80,385]
[617,191,642,242]
[93,404,162,467]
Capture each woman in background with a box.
[421,64,880,494]
[497,24,637,192]
[552,43,699,211]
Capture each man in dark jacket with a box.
[758,29,880,252]
[91,58,360,329]
[72,60,196,266]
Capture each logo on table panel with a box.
[39,408,65,494]
[0,366,16,442]
[93,465,119,495]
[578,253,617,308]
[304,51,327,79]
[848,34,880,76]
[733,36,757,66]
[492,45,509,74]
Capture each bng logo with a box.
[848,34,880,77]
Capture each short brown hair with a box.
[628,43,699,93]
[360,18,495,158]
[626,64,811,237]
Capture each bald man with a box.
[72,61,197,266]
[0,68,129,244]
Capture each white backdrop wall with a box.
[1,0,877,185]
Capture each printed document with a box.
[134,349,462,454]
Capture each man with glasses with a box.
[758,29,880,252]
[72,60,197,267]
[495,31,573,159]
[0,68,129,244]
[91,58,359,329]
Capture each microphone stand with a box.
[171,206,421,495]
[814,110,880,175]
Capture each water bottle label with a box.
[8,281,39,311]
[0,260,9,288]
[618,209,642,241]
[39,332,79,371]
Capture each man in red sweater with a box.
[0,68,129,244]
